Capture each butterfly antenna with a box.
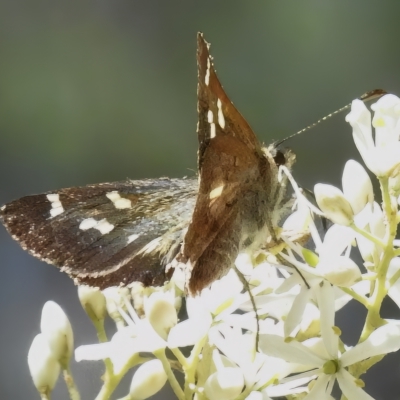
[274,89,387,147]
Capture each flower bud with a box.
[28,333,60,395]
[103,287,131,328]
[78,285,106,321]
[40,301,73,366]
[204,367,244,400]
[314,184,354,226]
[317,256,361,287]
[129,359,167,399]
[342,160,373,214]
[145,291,177,340]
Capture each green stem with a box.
[95,355,149,400]
[183,335,208,399]
[350,223,385,249]
[170,348,189,370]
[339,287,370,309]
[154,349,185,400]
[359,177,397,343]
[84,307,116,384]
[62,367,81,400]
[40,392,50,400]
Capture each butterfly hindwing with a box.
[1,178,197,288]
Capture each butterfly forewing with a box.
[181,34,290,294]
[196,33,262,169]
[1,178,197,288]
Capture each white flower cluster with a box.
[27,94,400,400]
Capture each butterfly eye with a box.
[273,150,287,167]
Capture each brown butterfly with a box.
[0,33,295,294]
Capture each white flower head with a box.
[261,283,400,399]
[76,294,167,374]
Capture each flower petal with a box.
[342,160,374,214]
[303,375,332,400]
[336,369,375,400]
[341,323,400,367]
[314,282,338,358]
[284,286,311,337]
[259,334,323,367]
[314,184,354,226]
[168,313,212,348]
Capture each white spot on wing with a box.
[106,191,132,209]
[106,191,120,202]
[210,123,216,138]
[207,109,214,123]
[46,194,60,202]
[50,207,64,217]
[114,198,131,209]
[217,98,225,129]
[205,58,211,86]
[47,193,64,217]
[79,217,114,234]
[95,219,114,235]
[79,218,98,230]
[209,185,224,200]
[127,233,140,244]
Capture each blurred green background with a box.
[1,1,400,399]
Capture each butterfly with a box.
[0,33,295,294]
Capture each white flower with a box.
[28,334,60,395]
[274,224,361,337]
[346,94,400,177]
[169,270,244,349]
[76,292,170,374]
[40,301,73,366]
[78,285,106,321]
[128,359,167,399]
[260,283,400,399]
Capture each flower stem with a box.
[95,355,149,400]
[359,177,396,343]
[154,349,185,400]
[62,367,81,400]
[340,287,370,308]
[183,334,208,399]
[350,223,385,249]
